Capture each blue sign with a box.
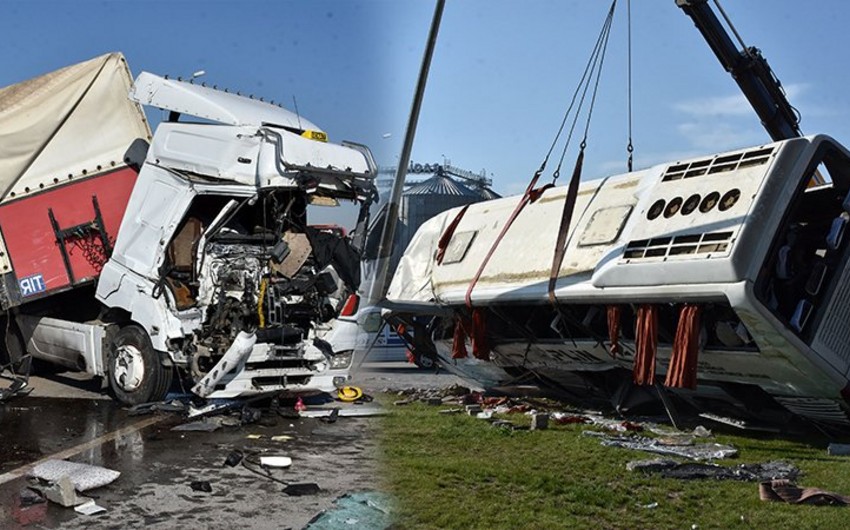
[19,274,46,297]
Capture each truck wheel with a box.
[108,325,172,405]
[0,321,30,375]
[415,354,436,370]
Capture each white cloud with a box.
[673,93,752,117]
[673,83,809,117]
[676,121,764,152]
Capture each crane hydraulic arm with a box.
[676,0,801,141]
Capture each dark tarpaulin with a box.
[305,226,361,291]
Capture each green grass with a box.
[378,401,850,529]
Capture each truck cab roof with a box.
[130,72,321,132]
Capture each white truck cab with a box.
[0,55,377,405]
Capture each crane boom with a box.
[676,0,801,141]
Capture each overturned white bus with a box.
[386,135,850,429]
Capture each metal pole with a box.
[366,0,446,305]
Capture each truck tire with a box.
[414,353,436,370]
[108,325,172,405]
[0,320,30,375]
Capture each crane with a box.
[676,0,801,142]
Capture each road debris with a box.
[283,483,322,496]
[320,408,340,423]
[18,488,45,507]
[223,450,244,467]
[259,456,293,468]
[11,487,47,526]
[172,418,223,432]
[74,499,107,515]
[31,460,120,491]
[39,476,86,507]
[337,386,364,402]
[306,491,393,529]
[190,480,213,493]
[0,377,31,403]
[127,399,188,416]
[187,398,243,418]
[300,407,385,418]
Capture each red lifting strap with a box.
[471,308,490,360]
[548,149,584,304]
[665,304,702,390]
[633,304,658,386]
[450,310,491,361]
[606,305,621,357]
[436,204,470,265]
[451,317,469,359]
[465,172,552,308]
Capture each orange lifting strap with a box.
[633,304,658,386]
[665,304,702,390]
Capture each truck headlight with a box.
[330,350,353,369]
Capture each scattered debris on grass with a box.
[627,458,799,481]
[760,479,850,505]
[588,432,738,460]
[827,443,850,456]
[530,413,549,430]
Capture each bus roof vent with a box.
[662,147,774,182]
[623,231,733,260]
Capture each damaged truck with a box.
[0,53,377,404]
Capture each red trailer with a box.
[0,53,151,309]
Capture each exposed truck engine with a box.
[0,53,376,405]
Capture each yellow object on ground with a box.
[338,386,363,402]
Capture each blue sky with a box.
[3,1,850,204]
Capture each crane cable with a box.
[547,0,617,304]
[626,0,634,172]
[461,0,619,310]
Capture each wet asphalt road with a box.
[0,363,470,529]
